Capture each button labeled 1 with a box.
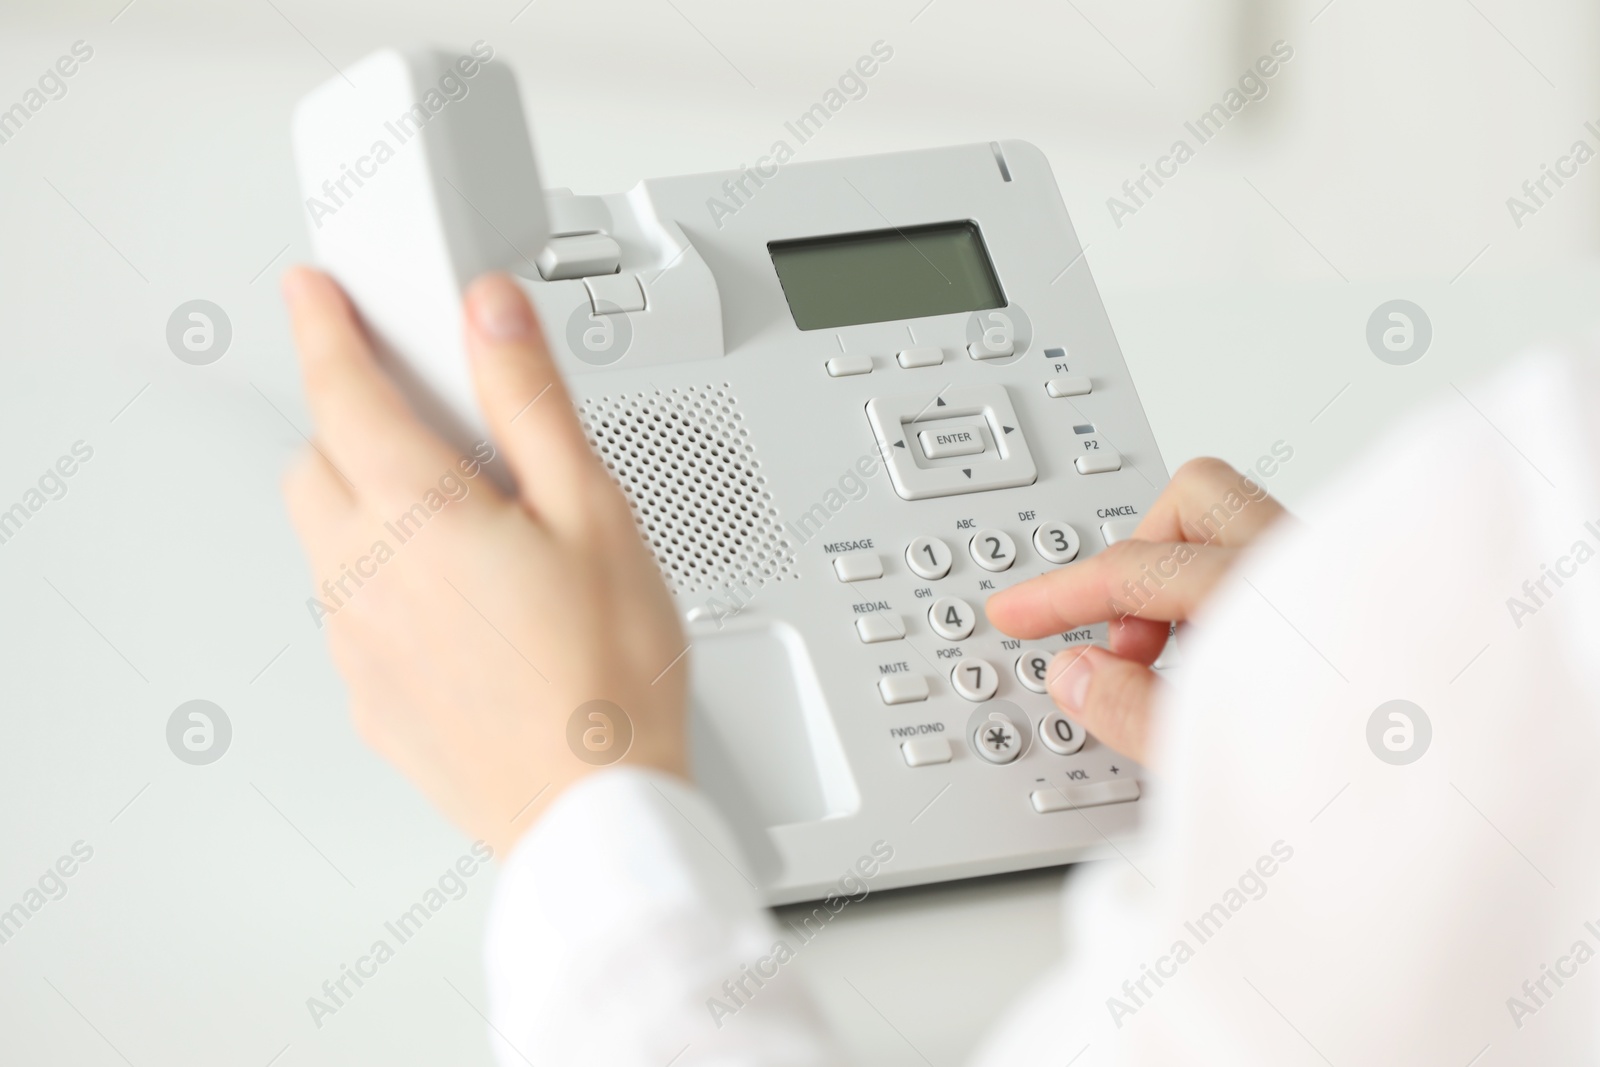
[928,596,976,640]
[969,529,1016,572]
[906,536,953,580]
[950,658,999,701]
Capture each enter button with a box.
[918,425,987,459]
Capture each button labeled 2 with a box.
[969,529,1017,572]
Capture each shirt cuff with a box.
[483,767,838,1065]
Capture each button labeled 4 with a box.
[928,596,976,640]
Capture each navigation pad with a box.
[866,384,1037,500]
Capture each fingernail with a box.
[1049,647,1093,713]
[467,273,536,342]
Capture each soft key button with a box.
[584,272,645,314]
[928,596,976,640]
[878,674,929,705]
[950,659,999,702]
[906,536,953,580]
[918,423,986,460]
[832,551,883,582]
[536,233,621,281]
[825,355,873,377]
[897,346,944,368]
[901,737,952,767]
[968,335,1015,361]
[855,614,904,643]
[969,529,1017,572]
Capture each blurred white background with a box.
[3,1,1599,1064]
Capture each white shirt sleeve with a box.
[488,347,1600,1066]
[483,767,847,1066]
[971,345,1600,1065]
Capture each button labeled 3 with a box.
[1033,522,1080,564]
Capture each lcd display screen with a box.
[768,221,1005,331]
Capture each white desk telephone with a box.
[293,47,1168,904]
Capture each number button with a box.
[1015,650,1055,694]
[1032,522,1080,564]
[1038,711,1087,755]
[950,658,999,701]
[928,596,976,640]
[906,536,953,580]
[968,529,1017,572]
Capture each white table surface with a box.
[4,2,1600,1064]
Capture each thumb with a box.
[1047,645,1159,765]
[463,272,599,530]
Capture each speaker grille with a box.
[579,384,795,595]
